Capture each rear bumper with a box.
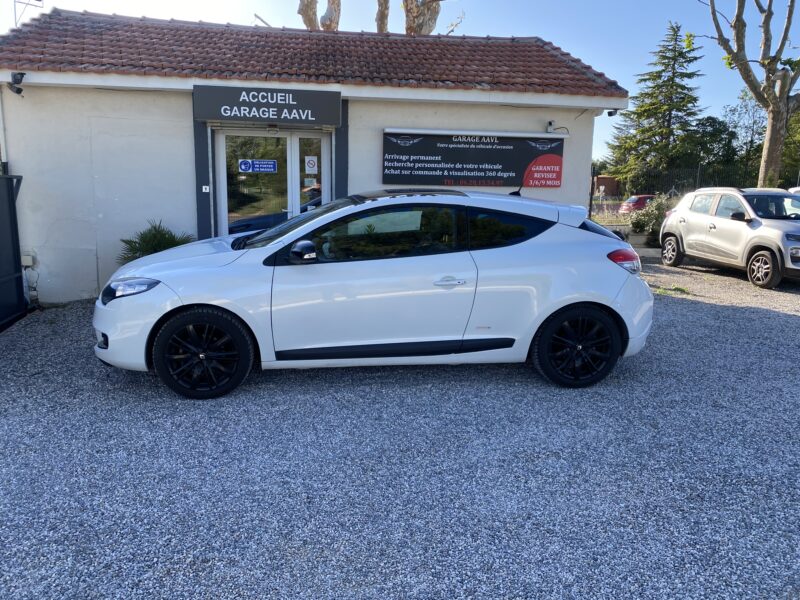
[92,283,182,371]
[612,274,654,358]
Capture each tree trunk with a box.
[403,0,441,35]
[759,106,789,187]
[319,0,341,31]
[298,0,319,30]
[376,0,390,33]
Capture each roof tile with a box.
[0,9,627,98]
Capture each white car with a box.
[93,190,653,399]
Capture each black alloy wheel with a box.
[661,235,684,267]
[153,307,254,399]
[531,305,623,388]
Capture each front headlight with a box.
[786,233,800,242]
[101,278,160,305]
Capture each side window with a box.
[468,208,554,250]
[308,204,464,262]
[715,194,745,218]
[690,194,714,214]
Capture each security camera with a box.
[6,83,23,95]
[607,109,618,117]
[10,72,25,85]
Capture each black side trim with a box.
[275,337,515,360]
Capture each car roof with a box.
[348,188,587,226]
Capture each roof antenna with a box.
[253,13,271,27]
[509,182,524,196]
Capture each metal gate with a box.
[0,174,25,331]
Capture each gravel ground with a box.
[1,261,799,599]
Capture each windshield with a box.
[237,198,360,249]
[743,194,800,220]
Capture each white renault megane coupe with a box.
[93,190,653,399]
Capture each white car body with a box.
[93,190,653,395]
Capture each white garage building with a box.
[0,9,627,303]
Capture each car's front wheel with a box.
[661,235,684,267]
[531,305,623,388]
[152,307,255,399]
[747,250,782,289]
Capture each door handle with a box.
[678,217,686,224]
[708,223,716,230]
[434,277,466,287]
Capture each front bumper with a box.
[92,282,182,371]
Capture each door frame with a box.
[213,128,332,236]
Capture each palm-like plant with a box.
[117,220,195,265]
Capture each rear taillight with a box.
[607,248,641,274]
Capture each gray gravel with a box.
[1,261,799,599]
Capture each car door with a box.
[706,193,751,264]
[682,193,716,256]
[270,203,478,358]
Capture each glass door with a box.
[215,131,331,236]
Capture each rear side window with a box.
[468,208,553,250]
[690,194,714,214]
[580,219,622,240]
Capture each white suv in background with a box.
[93,190,653,398]
[659,187,800,288]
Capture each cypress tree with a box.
[608,22,703,185]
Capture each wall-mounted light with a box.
[607,109,618,117]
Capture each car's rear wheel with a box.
[152,307,254,399]
[531,305,623,388]
[661,235,684,267]
[747,250,782,289]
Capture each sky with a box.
[2,0,795,158]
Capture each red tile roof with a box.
[0,9,627,98]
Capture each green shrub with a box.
[117,220,195,265]
[630,195,673,234]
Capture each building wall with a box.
[347,99,596,204]
[2,86,196,303]
[3,86,599,303]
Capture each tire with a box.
[747,250,783,289]
[661,235,684,267]
[152,307,255,399]
[531,305,623,388]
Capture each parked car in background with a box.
[93,189,653,398]
[660,187,800,288]
[618,195,655,214]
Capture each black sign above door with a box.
[193,85,341,126]
[382,131,565,188]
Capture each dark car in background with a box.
[619,194,655,214]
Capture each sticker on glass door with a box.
[225,136,288,235]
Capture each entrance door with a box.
[214,130,330,236]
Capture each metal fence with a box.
[0,174,25,331]
[595,163,767,199]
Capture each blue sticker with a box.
[239,159,277,173]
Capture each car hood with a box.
[756,218,800,235]
[110,235,245,281]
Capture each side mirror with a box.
[730,211,751,223]
[288,240,317,265]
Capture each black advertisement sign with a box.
[382,132,564,188]
[193,85,341,126]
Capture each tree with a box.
[298,0,340,31]
[723,88,767,173]
[403,0,442,35]
[703,0,799,186]
[682,116,738,164]
[607,22,704,181]
[781,111,800,185]
[297,0,444,34]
